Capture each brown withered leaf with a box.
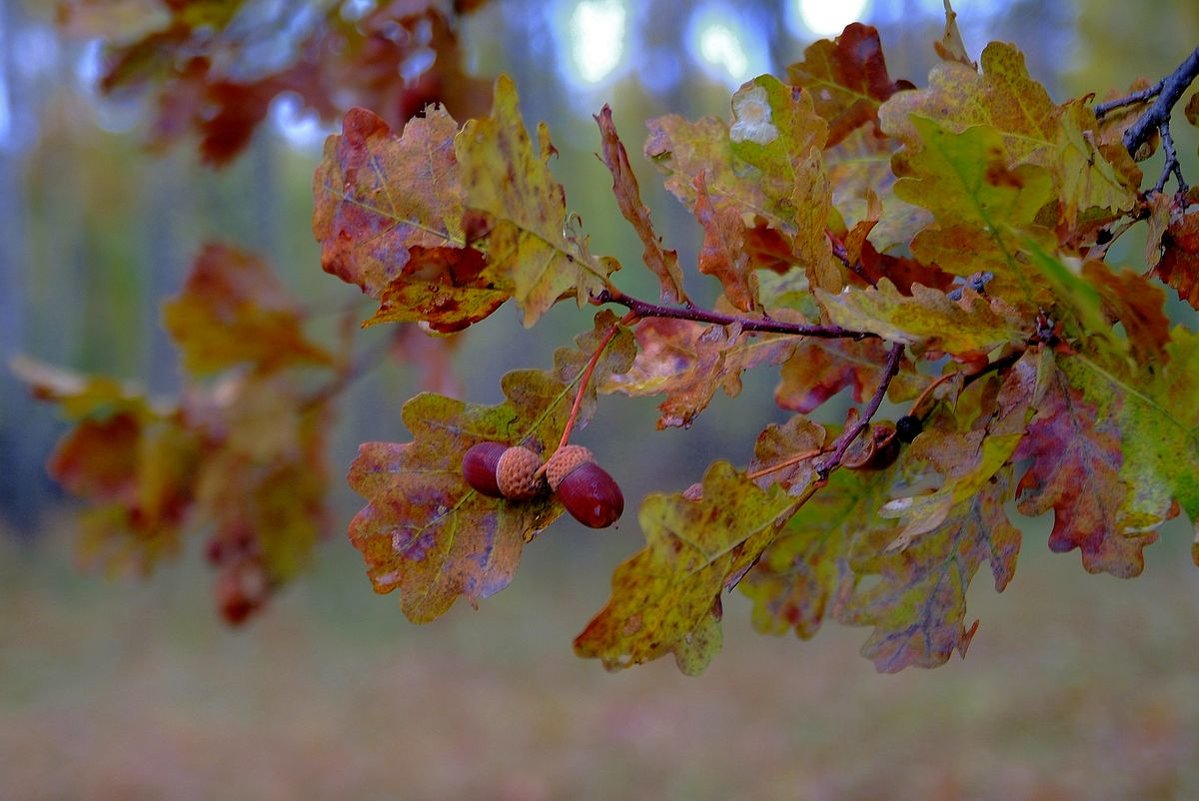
[856,240,956,294]
[645,76,839,297]
[747,415,827,495]
[313,105,494,328]
[786,23,914,148]
[366,246,509,333]
[1082,261,1171,364]
[162,243,332,375]
[595,106,687,304]
[600,317,792,430]
[1155,210,1199,311]
[694,172,756,311]
[934,0,976,68]
[775,337,921,415]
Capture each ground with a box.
[3,513,1199,800]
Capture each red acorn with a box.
[462,442,546,500]
[462,441,507,497]
[545,445,624,528]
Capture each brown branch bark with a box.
[815,341,905,481]
[594,288,877,340]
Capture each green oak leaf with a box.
[888,116,1056,303]
[1022,330,1199,577]
[816,279,1026,355]
[574,461,794,672]
[457,75,617,325]
[741,463,894,641]
[840,466,1019,672]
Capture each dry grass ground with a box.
[4,513,1199,801]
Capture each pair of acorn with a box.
[462,441,623,528]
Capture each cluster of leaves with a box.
[16,244,339,623]
[58,0,491,164]
[26,1,1199,674]
[312,10,1199,674]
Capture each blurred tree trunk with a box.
[0,1,52,535]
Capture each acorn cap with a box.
[496,445,546,500]
[545,444,595,491]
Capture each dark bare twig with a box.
[961,348,1025,392]
[1093,79,1165,117]
[594,288,877,340]
[1096,46,1199,195]
[1156,122,1190,194]
[827,232,875,287]
[816,341,905,481]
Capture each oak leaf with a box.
[829,353,1039,670]
[747,414,827,495]
[888,116,1056,301]
[1014,358,1155,576]
[595,106,687,304]
[456,75,617,325]
[1032,332,1199,567]
[816,279,1025,355]
[645,76,839,296]
[774,336,922,414]
[785,23,914,148]
[1155,210,1199,311]
[741,464,893,641]
[13,357,200,575]
[162,243,332,375]
[841,469,1015,671]
[347,312,635,622]
[600,317,792,429]
[574,462,793,672]
[880,42,1136,229]
[313,105,506,332]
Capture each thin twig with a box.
[909,372,960,419]
[746,448,824,482]
[553,311,637,453]
[828,232,875,287]
[1117,45,1199,169]
[1155,121,1190,195]
[300,332,395,411]
[815,341,905,481]
[1094,79,1165,118]
[961,348,1025,391]
[595,288,876,340]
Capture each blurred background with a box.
[3,0,1199,798]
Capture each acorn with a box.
[462,441,507,497]
[545,445,624,528]
[895,414,923,443]
[461,442,546,500]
